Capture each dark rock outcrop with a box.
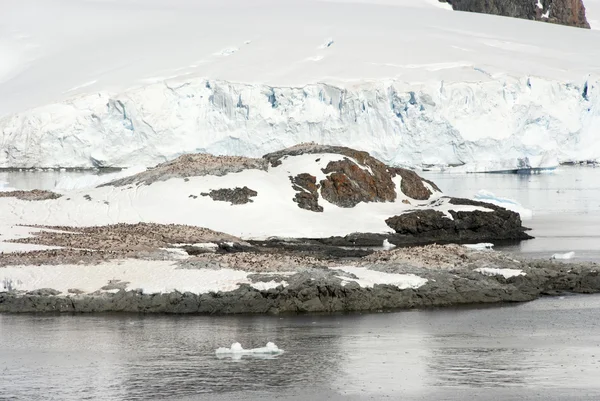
[290,173,323,212]
[201,187,258,205]
[443,0,590,29]
[385,197,532,243]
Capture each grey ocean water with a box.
[2,167,600,400]
[1,295,600,400]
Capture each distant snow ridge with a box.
[0,76,598,169]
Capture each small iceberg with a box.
[551,251,575,260]
[215,342,284,359]
[464,243,494,251]
[382,239,396,250]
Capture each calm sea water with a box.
[1,295,600,400]
[421,166,600,262]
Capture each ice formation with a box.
[215,342,284,356]
[474,190,534,220]
[552,251,576,260]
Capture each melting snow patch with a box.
[552,251,575,260]
[336,266,427,289]
[475,268,526,279]
[215,342,284,356]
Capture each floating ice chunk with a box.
[464,243,494,251]
[474,190,533,220]
[382,239,396,250]
[551,251,575,260]
[475,268,526,279]
[215,342,284,356]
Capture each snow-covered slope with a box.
[1,0,600,169]
[0,151,485,240]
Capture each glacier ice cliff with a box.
[1,75,598,169]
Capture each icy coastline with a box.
[1,76,598,171]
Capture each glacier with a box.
[1,0,600,169]
[1,76,598,169]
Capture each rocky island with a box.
[1,144,597,314]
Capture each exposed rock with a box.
[391,168,441,200]
[290,173,323,212]
[543,0,590,28]
[103,154,268,186]
[0,190,62,201]
[265,143,435,207]
[201,187,258,205]
[443,0,590,28]
[385,197,532,242]
[320,158,396,208]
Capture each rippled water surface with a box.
[2,295,600,400]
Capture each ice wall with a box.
[1,75,598,169]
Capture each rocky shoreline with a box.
[2,245,599,314]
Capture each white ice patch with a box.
[474,190,533,220]
[464,243,494,251]
[475,267,526,279]
[551,251,575,260]
[336,266,427,289]
[215,342,284,356]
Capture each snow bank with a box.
[336,266,428,289]
[1,0,600,169]
[0,260,290,295]
[552,251,576,260]
[475,268,526,279]
[474,190,533,220]
[215,342,284,356]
